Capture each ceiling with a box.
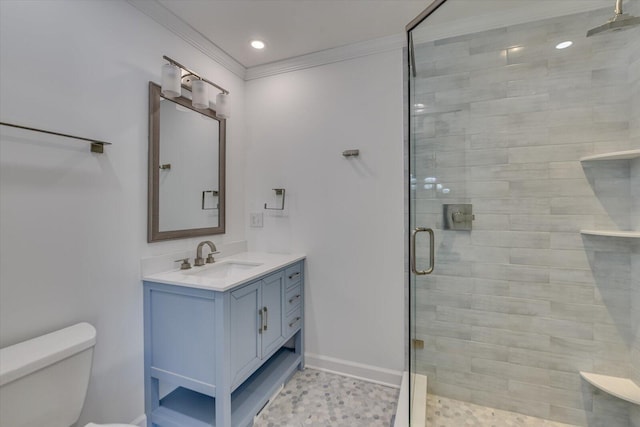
[157,0,428,68]
[152,0,613,70]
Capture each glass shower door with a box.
[406,1,448,424]
[404,1,640,425]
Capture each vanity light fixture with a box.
[251,40,265,49]
[161,55,230,118]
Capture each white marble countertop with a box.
[142,252,305,292]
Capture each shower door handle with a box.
[411,227,434,275]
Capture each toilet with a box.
[0,322,137,427]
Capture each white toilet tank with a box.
[0,322,97,427]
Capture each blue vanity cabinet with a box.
[259,272,286,356]
[230,271,286,389]
[229,281,262,388]
[143,260,304,427]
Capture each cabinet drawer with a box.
[285,262,302,288]
[285,307,302,337]
[285,284,302,314]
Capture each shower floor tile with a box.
[253,368,399,427]
[253,368,579,427]
[427,394,578,427]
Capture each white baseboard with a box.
[304,353,402,389]
[130,414,146,426]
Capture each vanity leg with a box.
[298,268,305,371]
[216,394,231,427]
[215,293,232,426]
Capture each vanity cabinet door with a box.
[230,281,262,388]
[260,271,285,356]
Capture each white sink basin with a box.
[183,261,263,279]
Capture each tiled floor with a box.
[254,368,580,427]
[427,395,578,427]
[253,368,399,427]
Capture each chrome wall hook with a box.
[264,188,285,210]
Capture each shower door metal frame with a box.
[405,0,448,424]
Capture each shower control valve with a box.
[443,204,474,231]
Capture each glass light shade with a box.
[191,79,208,109]
[216,93,230,119]
[161,63,181,98]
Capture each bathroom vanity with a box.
[142,253,305,427]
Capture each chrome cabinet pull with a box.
[288,272,300,280]
[411,227,434,275]
[288,294,301,304]
[258,308,263,334]
[289,317,301,328]
[263,307,268,331]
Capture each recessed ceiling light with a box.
[251,40,265,50]
[555,41,573,49]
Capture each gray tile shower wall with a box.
[411,7,639,427]
[632,238,640,427]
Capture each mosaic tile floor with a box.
[253,368,399,427]
[254,368,579,426]
[427,395,578,427]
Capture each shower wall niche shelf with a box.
[580,372,640,405]
[580,149,640,162]
[580,230,640,238]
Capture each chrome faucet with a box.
[195,241,219,266]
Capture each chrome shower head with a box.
[587,0,640,36]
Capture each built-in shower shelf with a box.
[580,372,640,405]
[580,230,640,238]
[580,149,640,162]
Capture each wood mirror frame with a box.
[148,81,226,242]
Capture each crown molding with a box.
[126,0,611,82]
[245,33,406,80]
[125,0,405,81]
[126,0,246,79]
[245,1,610,80]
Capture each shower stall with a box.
[405,0,640,425]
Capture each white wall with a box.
[0,1,245,424]
[245,51,406,381]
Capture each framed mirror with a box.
[148,81,226,242]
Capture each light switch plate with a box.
[250,212,263,228]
